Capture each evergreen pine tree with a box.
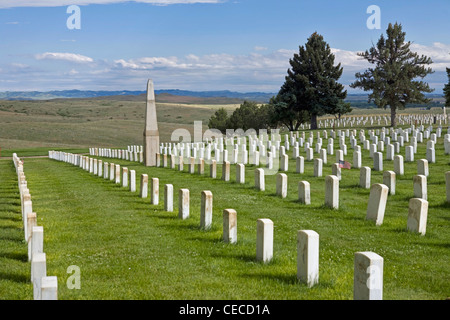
[350,23,434,127]
[444,68,450,107]
[274,32,348,130]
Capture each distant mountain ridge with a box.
[0,90,443,106]
[0,89,277,103]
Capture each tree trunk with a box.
[390,106,397,127]
[310,114,318,130]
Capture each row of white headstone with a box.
[156,150,449,236]
[12,153,58,300]
[318,112,448,129]
[269,112,448,130]
[89,146,144,163]
[151,124,449,170]
[85,125,450,228]
[49,150,386,299]
[87,123,449,174]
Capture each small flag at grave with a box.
[339,160,351,169]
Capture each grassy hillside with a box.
[0,95,446,158]
[0,95,448,301]
[0,98,238,155]
[1,130,448,300]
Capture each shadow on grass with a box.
[149,212,178,220]
[232,252,258,264]
[430,201,450,210]
[237,268,337,289]
[0,192,21,200]
[0,251,28,262]
[0,215,22,223]
[0,231,25,243]
[0,271,30,283]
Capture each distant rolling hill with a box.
[90,92,249,105]
[0,89,443,107]
[0,89,276,103]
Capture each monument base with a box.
[144,132,159,167]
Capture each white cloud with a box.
[67,69,79,75]
[254,46,268,51]
[113,50,294,74]
[114,56,183,69]
[35,52,94,63]
[331,48,370,71]
[332,42,450,73]
[410,42,450,71]
[0,0,222,9]
[2,42,447,92]
[10,63,30,69]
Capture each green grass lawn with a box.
[1,128,449,300]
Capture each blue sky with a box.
[1,0,449,93]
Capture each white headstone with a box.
[98,159,102,177]
[353,151,362,169]
[332,163,341,180]
[297,230,319,287]
[306,147,313,161]
[129,170,136,192]
[394,155,404,176]
[236,163,245,184]
[151,178,159,205]
[140,174,148,198]
[386,144,394,161]
[360,167,371,189]
[366,183,389,226]
[31,226,43,262]
[164,184,173,212]
[223,209,237,244]
[210,159,217,178]
[426,147,435,163]
[40,276,58,300]
[280,154,288,171]
[373,152,383,171]
[296,156,304,174]
[255,168,265,191]
[103,162,109,179]
[276,173,288,198]
[383,171,396,195]
[178,189,190,220]
[115,164,121,184]
[31,252,46,300]
[200,191,213,230]
[325,175,339,209]
[222,161,230,181]
[27,212,37,261]
[256,219,274,263]
[407,198,428,235]
[417,159,429,177]
[354,252,383,300]
[314,158,323,177]
[413,175,427,200]
[122,167,128,188]
[298,181,311,205]
[197,158,204,175]
[405,146,414,162]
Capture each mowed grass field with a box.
[0,98,239,156]
[0,97,449,300]
[0,96,444,156]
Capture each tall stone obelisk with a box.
[143,79,159,166]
